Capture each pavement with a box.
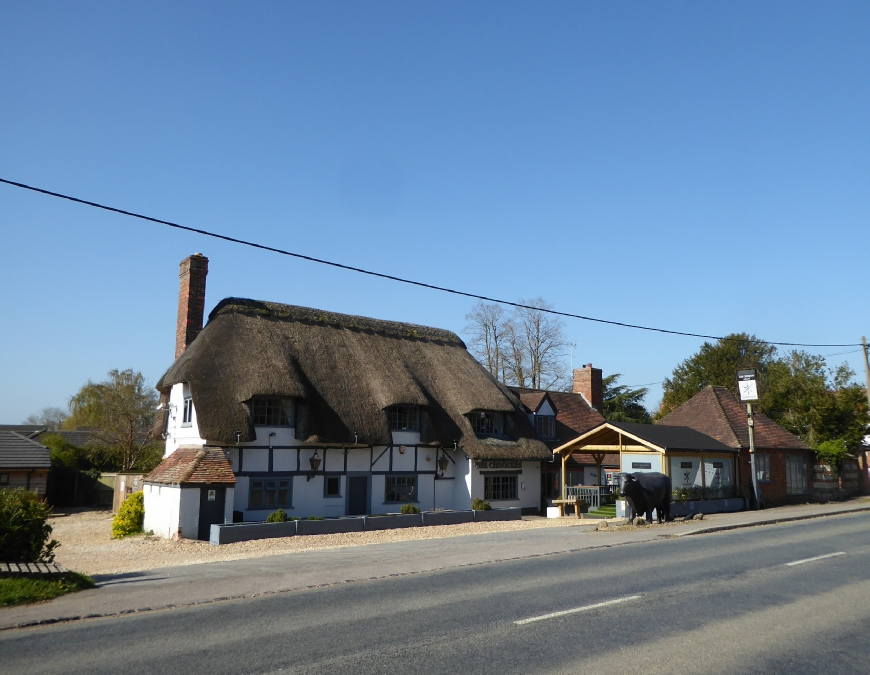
[3,497,869,631]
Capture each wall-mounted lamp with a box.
[307,449,322,481]
[437,452,450,477]
[235,430,242,445]
[268,432,276,450]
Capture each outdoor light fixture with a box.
[268,431,276,450]
[307,449,322,481]
[437,453,449,476]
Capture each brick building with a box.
[657,386,813,506]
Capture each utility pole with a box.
[862,337,870,411]
[738,369,762,510]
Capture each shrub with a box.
[399,503,420,514]
[307,516,324,521]
[0,488,59,563]
[471,498,491,511]
[266,509,287,523]
[815,439,849,467]
[112,491,145,538]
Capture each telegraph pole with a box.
[738,369,762,510]
[862,337,870,411]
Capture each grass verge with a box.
[0,572,96,607]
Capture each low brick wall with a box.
[813,460,861,501]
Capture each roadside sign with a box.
[737,369,758,401]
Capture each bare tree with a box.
[464,302,510,382]
[24,407,69,430]
[465,299,568,390]
[514,298,567,389]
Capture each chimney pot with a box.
[175,254,209,360]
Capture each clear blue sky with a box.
[1,2,867,424]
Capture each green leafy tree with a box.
[660,333,777,415]
[602,374,651,424]
[0,489,59,563]
[660,337,869,453]
[66,369,161,471]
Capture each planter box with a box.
[296,517,365,535]
[473,507,522,522]
[364,513,424,530]
[209,520,297,545]
[670,497,746,518]
[422,510,475,526]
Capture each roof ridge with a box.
[209,297,465,346]
[6,430,49,449]
[178,448,207,483]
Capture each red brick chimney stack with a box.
[573,363,603,411]
[175,253,209,360]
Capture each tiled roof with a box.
[0,431,51,469]
[511,388,606,450]
[610,421,736,452]
[657,386,810,450]
[146,446,236,485]
[569,452,620,466]
[0,425,46,439]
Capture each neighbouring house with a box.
[0,431,51,498]
[144,254,550,540]
[657,386,814,506]
[511,366,612,510]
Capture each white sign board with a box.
[738,370,758,401]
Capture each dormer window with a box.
[469,411,503,436]
[251,397,294,426]
[535,415,556,440]
[387,405,419,431]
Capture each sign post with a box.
[738,369,762,510]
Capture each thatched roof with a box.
[156,298,549,460]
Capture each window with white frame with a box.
[385,475,417,503]
[387,405,419,431]
[535,415,556,439]
[484,474,518,500]
[468,412,504,435]
[756,453,771,483]
[182,397,194,426]
[249,478,292,508]
[251,397,294,426]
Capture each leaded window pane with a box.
[387,406,419,431]
[385,475,417,502]
[252,397,294,426]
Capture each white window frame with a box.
[535,414,556,439]
[182,397,194,426]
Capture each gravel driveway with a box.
[49,510,590,576]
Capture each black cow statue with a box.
[619,472,672,524]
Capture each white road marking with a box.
[785,551,846,566]
[514,595,642,625]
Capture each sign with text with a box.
[737,369,759,401]
[476,460,522,470]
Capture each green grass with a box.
[589,505,617,518]
[0,572,95,607]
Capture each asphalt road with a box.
[3,512,870,674]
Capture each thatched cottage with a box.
[144,254,550,539]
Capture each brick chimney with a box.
[573,364,603,411]
[175,253,208,360]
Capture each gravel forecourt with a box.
[49,510,591,576]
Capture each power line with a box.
[1,176,863,349]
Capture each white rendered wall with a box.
[143,483,181,539]
[454,453,472,511]
[164,383,206,457]
[621,453,663,474]
[179,487,201,540]
[469,461,540,511]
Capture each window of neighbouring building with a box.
[251,397,294,426]
[182,397,194,426]
[0,474,8,486]
[786,455,808,495]
[535,415,556,439]
[468,411,504,436]
[324,476,341,498]
[249,478,292,508]
[387,405,419,431]
[484,474,518,500]
[756,453,772,483]
[385,474,417,502]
